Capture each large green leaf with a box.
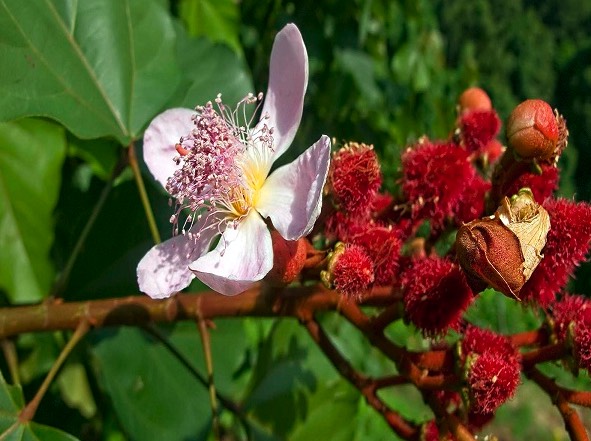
[243,319,360,438]
[91,320,253,441]
[0,369,81,441]
[0,0,180,144]
[0,119,66,303]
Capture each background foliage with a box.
[0,0,590,439]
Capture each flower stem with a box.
[128,142,161,244]
[0,340,20,384]
[19,320,90,422]
[196,314,220,440]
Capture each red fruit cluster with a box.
[329,244,375,299]
[502,163,559,203]
[401,141,482,230]
[400,257,473,336]
[329,142,382,215]
[324,142,404,291]
[551,295,591,371]
[520,198,591,306]
[459,109,501,154]
[461,326,521,416]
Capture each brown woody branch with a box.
[0,284,394,339]
[1,282,589,440]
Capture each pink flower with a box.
[137,24,331,297]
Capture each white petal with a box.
[255,23,308,161]
[143,108,195,189]
[137,236,203,299]
[257,135,331,240]
[137,214,219,299]
[189,212,273,296]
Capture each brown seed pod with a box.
[456,188,550,300]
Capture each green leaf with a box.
[464,289,543,334]
[91,320,253,441]
[67,137,120,182]
[244,320,356,437]
[335,48,382,106]
[0,369,81,441]
[54,173,157,300]
[290,381,359,441]
[168,24,253,109]
[0,0,181,144]
[91,327,211,441]
[0,119,66,303]
[178,0,241,53]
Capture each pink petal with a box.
[256,135,331,240]
[143,108,195,189]
[189,212,273,296]
[256,23,308,161]
[137,215,218,299]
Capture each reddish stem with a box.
[510,328,548,347]
[521,342,568,369]
[527,367,590,441]
[301,316,418,440]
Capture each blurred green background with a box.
[0,0,590,439]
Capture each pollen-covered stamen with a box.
[166,93,275,239]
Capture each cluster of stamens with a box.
[165,93,274,241]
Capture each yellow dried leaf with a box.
[495,188,551,281]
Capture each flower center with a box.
[166,93,274,239]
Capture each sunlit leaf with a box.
[167,23,253,109]
[0,0,180,144]
[0,119,66,303]
[178,0,241,53]
[464,289,542,333]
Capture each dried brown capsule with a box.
[456,188,550,299]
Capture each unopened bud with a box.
[458,87,492,113]
[506,99,559,160]
[456,188,550,299]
